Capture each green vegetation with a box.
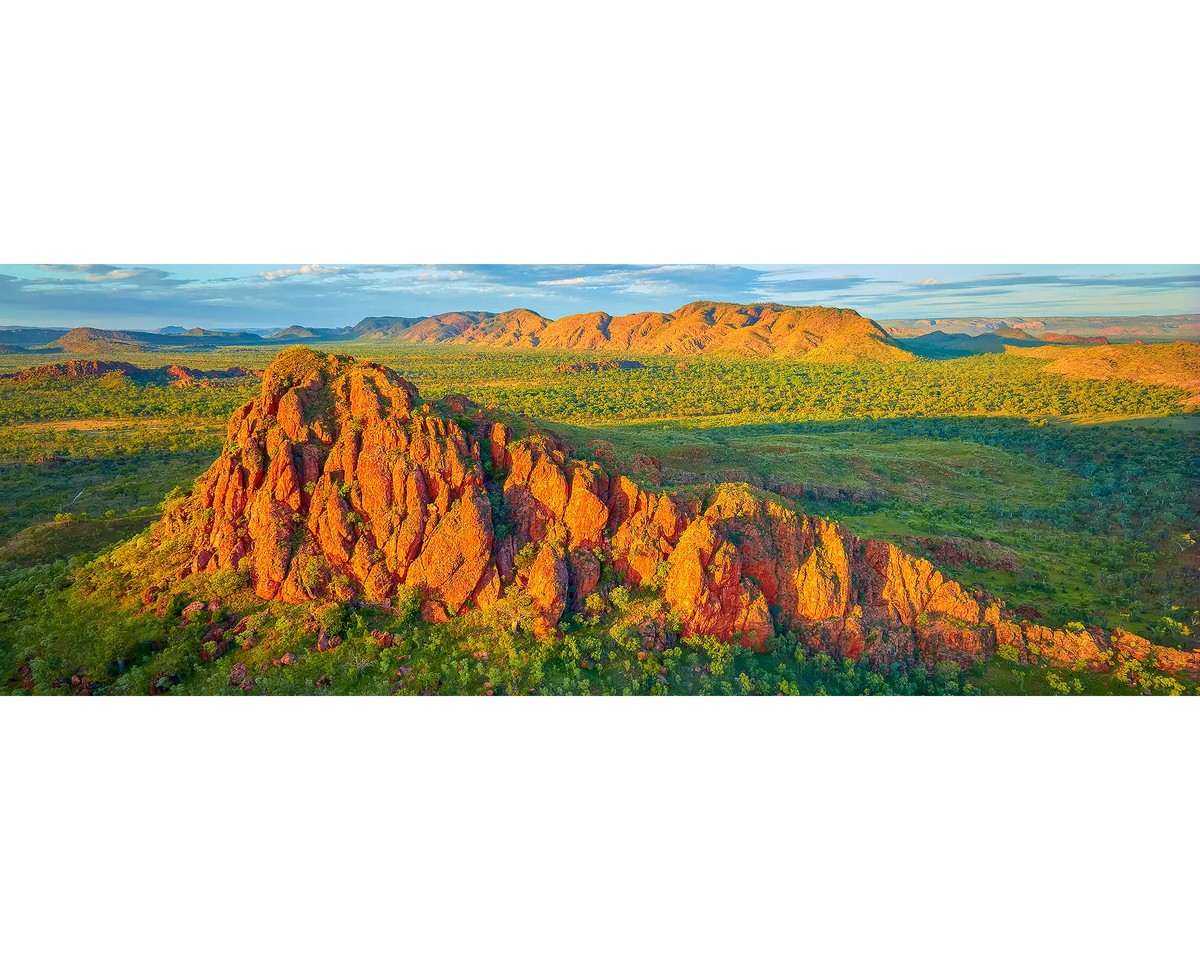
[0,369,255,426]
[552,414,1198,643]
[0,515,158,569]
[1,341,1197,695]
[3,551,1194,696]
[0,423,224,540]
[463,354,1185,422]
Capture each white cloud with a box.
[259,264,344,281]
[35,264,147,282]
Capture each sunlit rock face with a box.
[157,347,1200,673]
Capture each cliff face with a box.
[157,348,1200,674]
[161,349,494,616]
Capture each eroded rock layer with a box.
[156,348,1200,674]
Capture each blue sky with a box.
[0,264,1196,331]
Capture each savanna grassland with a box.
[1,337,1197,696]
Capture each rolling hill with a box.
[43,328,159,353]
[37,325,353,353]
[1014,341,1200,408]
[270,324,356,340]
[903,327,1111,359]
[890,314,1200,339]
[0,325,70,348]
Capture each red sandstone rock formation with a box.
[154,348,1200,675]
[166,364,257,384]
[553,360,647,374]
[8,360,137,380]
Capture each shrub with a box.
[393,585,423,625]
[513,542,538,573]
[645,560,672,591]
[209,566,249,598]
[299,555,328,593]
[160,485,188,507]
[317,602,349,634]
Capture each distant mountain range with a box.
[0,303,914,362]
[900,325,1113,359]
[0,303,1195,361]
[889,314,1200,340]
[352,302,914,362]
[0,324,359,353]
[269,324,357,340]
[43,328,273,352]
[0,325,71,348]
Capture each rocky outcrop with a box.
[165,364,258,384]
[901,536,1018,572]
[664,516,773,649]
[7,360,137,381]
[1038,333,1109,345]
[155,348,1200,676]
[162,348,498,619]
[6,360,261,384]
[553,360,647,374]
[991,621,1200,675]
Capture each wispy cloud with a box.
[0,263,1195,330]
[87,269,142,281]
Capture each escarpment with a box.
[154,348,1200,674]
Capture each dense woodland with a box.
[1,342,1196,695]
[0,369,256,426]
[469,354,1184,421]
